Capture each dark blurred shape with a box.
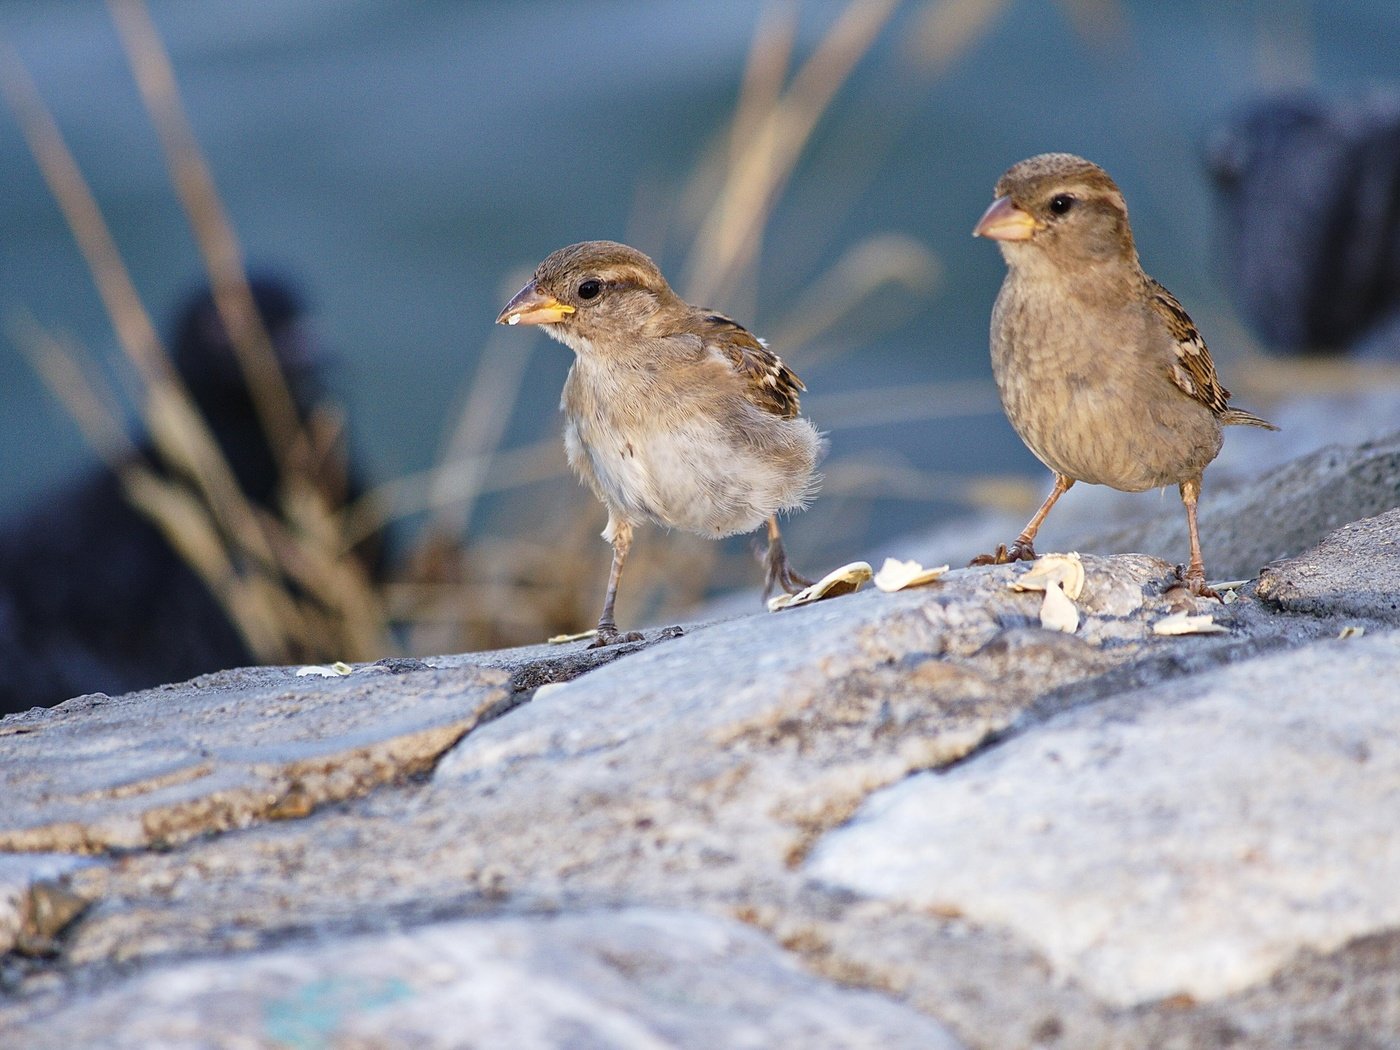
[1207,88,1400,357]
[0,273,372,715]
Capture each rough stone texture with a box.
[22,556,1272,977]
[4,909,963,1050]
[2,437,1400,1047]
[1088,435,1400,582]
[0,855,92,957]
[0,664,508,853]
[1257,507,1400,623]
[808,631,1400,1007]
[904,430,1400,584]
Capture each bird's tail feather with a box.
[1221,407,1279,430]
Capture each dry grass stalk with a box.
[1198,310,1400,402]
[7,313,137,465]
[1253,0,1315,89]
[2,31,389,664]
[1054,0,1131,51]
[766,234,942,363]
[341,437,566,552]
[12,310,388,663]
[107,0,388,654]
[424,329,538,541]
[906,0,1012,71]
[820,455,1041,512]
[8,313,293,658]
[1234,353,1400,398]
[0,37,275,567]
[805,378,1002,429]
[682,0,902,307]
[106,0,305,466]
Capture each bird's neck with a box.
[1004,247,1143,307]
[541,323,595,358]
[542,317,683,368]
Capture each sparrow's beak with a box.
[973,196,1042,241]
[496,281,576,326]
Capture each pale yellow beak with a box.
[496,281,576,326]
[973,196,1042,241]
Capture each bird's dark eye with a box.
[577,279,602,301]
[1049,194,1075,216]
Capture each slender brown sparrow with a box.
[497,241,824,646]
[971,153,1277,597]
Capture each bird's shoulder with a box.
[685,310,806,419]
[1145,277,1231,415]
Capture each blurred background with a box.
[1,0,1397,703]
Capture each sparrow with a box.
[497,241,824,646]
[970,153,1277,597]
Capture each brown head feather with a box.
[990,153,1136,267]
[531,241,676,304]
[993,152,1125,202]
[520,241,809,418]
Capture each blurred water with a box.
[1,0,1396,558]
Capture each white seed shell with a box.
[873,558,950,593]
[1038,582,1080,633]
[1010,552,1085,600]
[1153,612,1228,636]
[769,561,873,611]
[295,662,354,678]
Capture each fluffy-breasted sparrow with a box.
[497,241,824,646]
[971,153,1277,597]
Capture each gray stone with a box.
[1087,433,1400,583]
[1257,507,1400,623]
[0,855,93,956]
[433,553,1279,879]
[901,430,1400,585]
[4,453,1400,1048]
[11,556,1281,986]
[0,664,507,853]
[49,556,1221,968]
[808,630,1400,1008]
[3,909,963,1050]
[430,633,664,693]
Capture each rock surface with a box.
[809,630,1400,1007]
[11,909,962,1050]
[2,443,1400,1047]
[1257,506,1400,621]
[904,429,1400,583]
[1087,434,1400,583]
[0,855,91,958]
[0,664,509,853]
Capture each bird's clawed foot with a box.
[760,534,813,598]
[969,540,1038,567]
[587,623,646,649]
[1174,564,1222,602]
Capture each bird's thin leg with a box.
[1177,477,1220,600]
[589,516,645,648]
[971,473,1074,566]
[761,515,812,598]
